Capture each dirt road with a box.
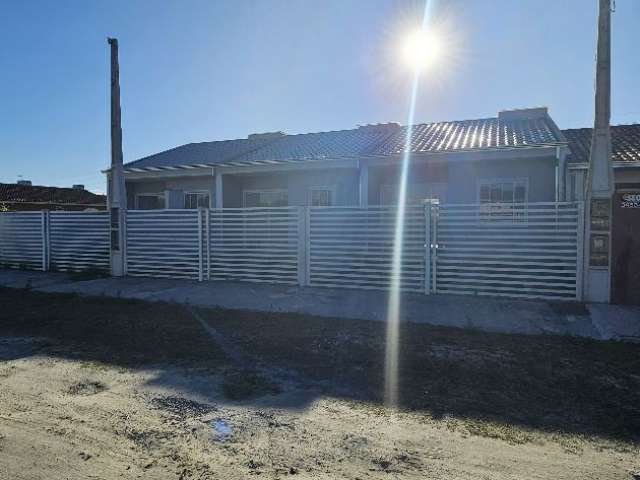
[0,288,638,479]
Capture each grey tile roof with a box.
[124,113,566,171]
[229,127,396,164]
[563,124,640,164]
[124,137,272,169]
[371,117,563,156]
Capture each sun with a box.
[402,30,442,72]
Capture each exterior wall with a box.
[615,168,640,185]
[446,157,556,203]
[125,155,558,209]
[368,156,557,204]
[126,177,215,209]
[220,168,359,208]
[126,180,165,209]
[567,167,640,201]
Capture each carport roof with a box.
[124,137,273,170]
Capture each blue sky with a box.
[1,0,638,193]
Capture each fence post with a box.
[431,201,438,294]
[197,208,203,282]
[423,201,431,294]
[297,206,308,286]
[575,201,585,301]
[205,208,211,280]
[41,210,50,271]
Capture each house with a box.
[0,182,106,211]
[563,124,640,200]
[118,107,571,210]
[562,123,640,305]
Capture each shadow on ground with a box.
[1,286,639,445]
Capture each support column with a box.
[215,173,223,209]
[358,162,369,207]
[556,146,568,201]
[583,0,615,303]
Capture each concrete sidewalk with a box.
[1,269,638,342]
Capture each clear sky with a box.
[1,0,638,193]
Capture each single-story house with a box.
[0,182,106,211]
[563,124,640,200]
[114,107,639,210]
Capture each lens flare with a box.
[384,0,438,409]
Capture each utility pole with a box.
[108,37,127,276]
[583,0,615,302]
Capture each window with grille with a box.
[309,188,333,206]
[478,179,528,221]
[184,191,210,209]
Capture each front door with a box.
[611,187,640,305]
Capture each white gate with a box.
[307,206,428,292]
[432,202,583,300]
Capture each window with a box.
[243,190,288,208]
[135,194,164,210]
[309,187,334,206]
[478,179,528,220]
[184,191,210,209]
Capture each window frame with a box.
[242,189,288,208]
[476,177,529,222]
[135,193,165,210]
[477,178,529,204]
[184,190,211,209]
[308,186,336,207]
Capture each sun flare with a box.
[401,30,441,72]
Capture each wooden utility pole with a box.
[584,0,615,302]
[108,37,126,276]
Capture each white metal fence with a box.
[433,202,583,300]
[0,202,585,301]
[49,211,110,272]
[126,210,201,279]
[0,212,45,270]
[209,207,300,284]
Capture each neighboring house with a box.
[563,124,640,200]
[117,107,571,210]
[0,182,106,211]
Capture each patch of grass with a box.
[222,369,281,400]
